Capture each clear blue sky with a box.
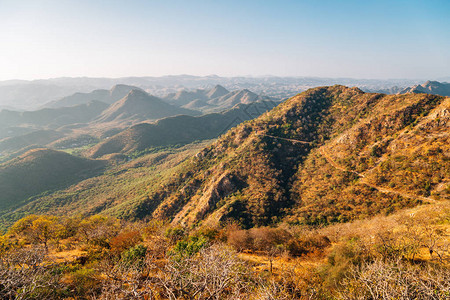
[0,0,449,80]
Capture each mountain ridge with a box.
[45,84,143,108]
[401,80,450,96]
[94,89,200,124]
[0,86,448,231]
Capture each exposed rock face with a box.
[171,172,238,225]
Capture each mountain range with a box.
[1,85,447,229]
[86,100,278,158]
[0,85,276,156]
[401,80,450,96]
[45,84,144,108]
[164,85,275,112]
[0,76,430,111]
[93,89,200,124]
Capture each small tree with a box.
[9,215,64,251]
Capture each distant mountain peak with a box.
[95,89,199,123]
[124,88,149,98]
[110,84,143,99]
[401,80,450,97]
[206,85,229,99]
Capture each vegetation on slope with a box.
[1,86,448,232]
[86,101,277,158]
[0,142,210,230]
[0,201,448,299]
[0,148,105,215]
[131,86,449,228]
[94,89,199,124]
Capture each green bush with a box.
[121,244,148,267]
[171,235,209,258]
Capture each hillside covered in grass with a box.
[131,85,449,227]
[0,148,105,216]
[1,86,448,231]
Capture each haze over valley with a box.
[0,1,449,299]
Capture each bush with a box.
[121,244,148,268]
[65,267,101,296]
[171,235,209,258]
[287,234,331,256]
[321,237,371,288]
[340,259,450,300]
[109,230,142,256]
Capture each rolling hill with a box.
[0,100,108,128]
[86,101,279,158]
[1,86,448,231]
[45,84,143,108]
[94,89,200,124]
[0,148,105,214]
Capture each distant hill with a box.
[0,130,64,154]
[165,85,273,112]
[0,126,36,141]
[164,85,229,106]
[401,81,450,96]
[0,83,96,110]
[0,148,105,213]
[206,84,229,99]
[205,89,272,111]
[45,84,143,108]
[86,100,279,158]
[0,101,108,128]
[2,86,448,231]
[94,89,200,124]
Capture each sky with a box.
[0,0,449,80]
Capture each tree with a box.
[9,215,64,251]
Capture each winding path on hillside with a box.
[261,133,436,204]
[318,147,436,204]
[262,134,312,145]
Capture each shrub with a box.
[340,259,450,300]
[287,234,331,257]
[121,244,148,268]
[109,230,142,256]
[65,267,101,296]
[171,235,209,258]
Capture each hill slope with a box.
[86,101,278,158]
[94,89,200,124]
[0,101,108,128]
[0,148,105,213]
[0,130,64,154]
[45,84,142,108]
[401,80,450,96]
[1,86,447,230]
[130,86,449,227]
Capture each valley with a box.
[0,81,448,300]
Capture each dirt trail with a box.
[262,133,436,204]
[318,147,364,178]
[262,134,311,145]
[318,147,436,204]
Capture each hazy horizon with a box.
[1,0,449,81]
[1,74,446,83]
